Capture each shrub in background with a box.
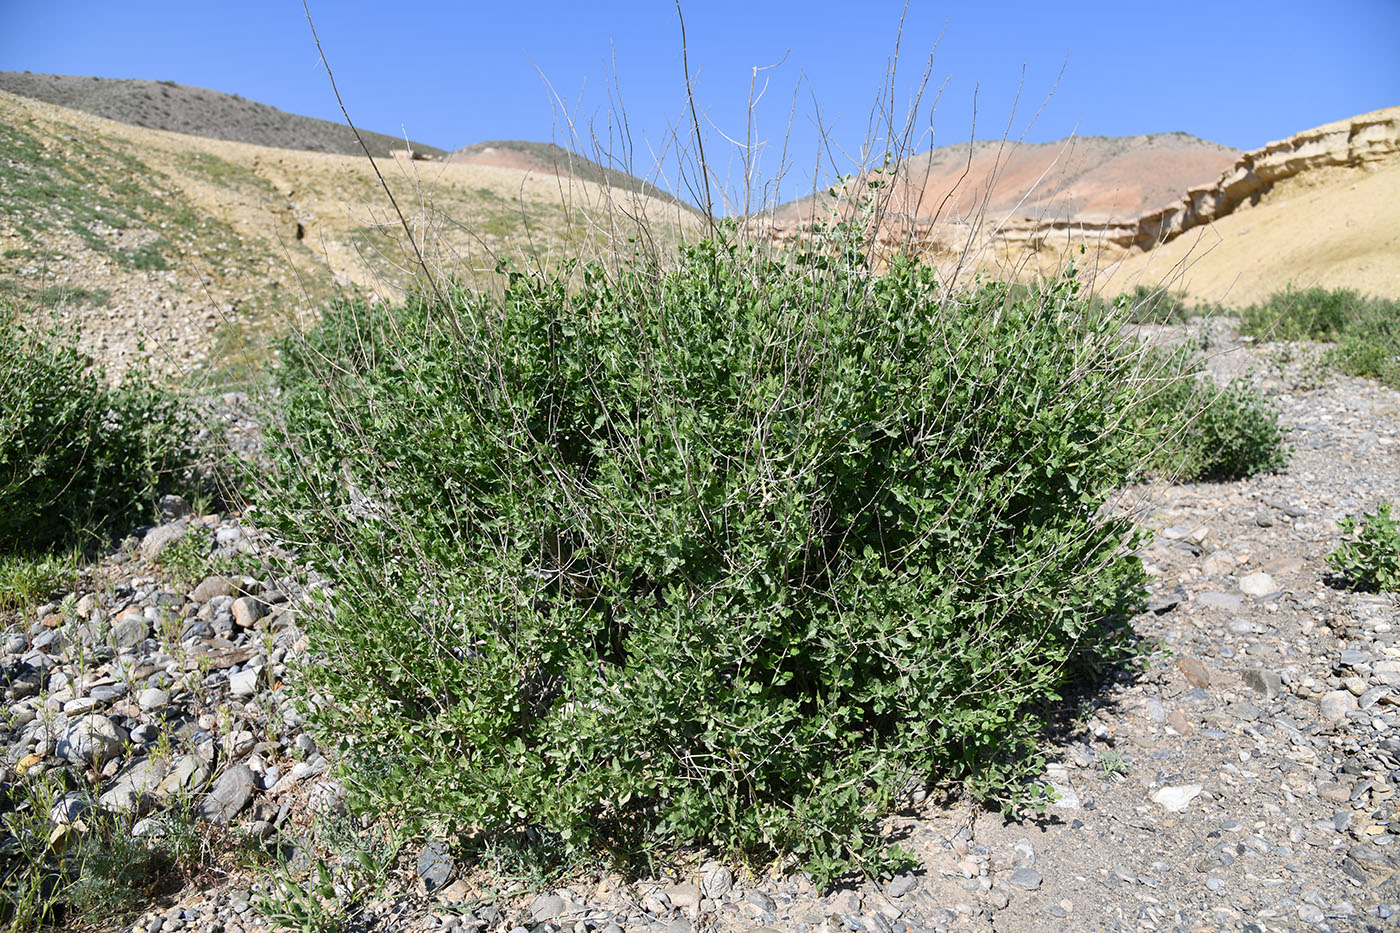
[1140,356,1289,482]
[0,309,192,555]
[1328,503,1400,592]
[1240,286,1399,389]
[259,237,1206,882]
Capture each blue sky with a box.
[3,0,1397,206]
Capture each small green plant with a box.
[1328,503,1400,592]
[0,774,193,930]
[1096,749,1127,778]
[0,549,79,615]
[158,528,214,587]
[252,861,345,933]
[251,816,400,933]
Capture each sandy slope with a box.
[1098,158,1400,304]
[0,90,698,379]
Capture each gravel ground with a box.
[3,333,1397,933]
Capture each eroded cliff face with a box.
[755,106,1400,278]
[1125,106,1400,252]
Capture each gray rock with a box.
[56,714,128,767]
[1242,668,1284,699]
[199,764,255,823]
[665,883,701,912]
[418,838,455,894]
[528,892,564,922]
[1359,686,1390,710]
[157,754,210,798]
[1196,592,1243,612]
[1341,845,1394,882]
[1339,649,1371,669]
[140,523,187,562]
[191,576,237,604]
[745,890,777,913]
[159,494,191,521]
[1227,617,1255,635]
[88,683,128,703]
[1008,867,1042,890]
[138,687,169,710]
[1320,690,1358,723]
[100,756,169,813]
[701,864,733,899]
[886,873,917,898]
[49,792,90,825]
[111,611,149,652]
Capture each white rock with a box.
[228,667,261,697]
[1151,784,1203,812]
[1049,781,1081,810]
[1239,572,1277,597]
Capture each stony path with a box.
[3,341,1398,933]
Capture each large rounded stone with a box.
[56,714,128,767]
[1320,690,1358,723]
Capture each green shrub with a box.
[1239,285,1366,341]
[260,238,1178,883]
[1332,309,1399,388]
[1328,503,1400,592]
[0,549,79,615]
[0,310,193,554]
[1121,332,1287,483]
[1148,370,1288,482]
[1239,286,1399,388]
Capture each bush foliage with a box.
[0,310,191,555]
[260,235,1281,881]
[1328,503,1400,593]
[1141,356,1289,482]
[1240,286,1399,388]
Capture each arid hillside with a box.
[0,90,699,382]
[759,106,1400,300]
[774,132,1241,227]
[1098,106,1400,304]
[447,139,694,211]
[0,71,446,158]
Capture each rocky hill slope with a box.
[0,90,698,382]
[0,72,446,159]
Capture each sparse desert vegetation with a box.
[0,56,1398,933]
